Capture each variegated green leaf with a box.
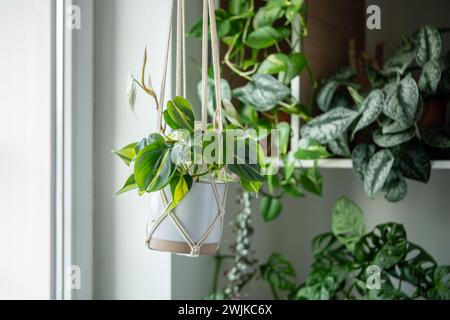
[328,133,351,157]
[167,96,195,133]
[381,118,412,134]
[117,174,138,195]
[113,142,138,166]
[419,60,442,94]
[295,138,331,160]
[364,149,395,197]
[332,197,365,252]
[233,74,291,112]
[381,45,415,76]
[384,75,419,126]
[300,107,359,144]
[317,81,339,112]
[398,139,431,183]
[415,25,442,67]
[383,170,408,202]
[373,128,416,148]
[352,90,385,137]
[222,99,243,128]
[351,143,376,181]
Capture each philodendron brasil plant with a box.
[190,0,326,222]
[260,197,450,300]
[113,48,266,208]
[301,25,450,202]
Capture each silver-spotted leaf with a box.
[328,133,351,157]
[373,128,416,148]
[415,25,442,67]
[398,139,431,183]
[300,107,359,144]
[423,127,450,148]
[364,149,395,197]
[233,74,291,112]
[383,170,408,202]
[352,90,385,137]
[351,143,376,181]
[384,75,419,126]
[317,81,339,112]
[382,45,415,76]
[419,60,442,94]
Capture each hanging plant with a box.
[302,25,450,202]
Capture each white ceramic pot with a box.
[147,182,226,256]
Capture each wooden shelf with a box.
[294,159,450,170]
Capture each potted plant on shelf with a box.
[301,25,450,202]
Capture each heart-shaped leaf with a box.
[117,174,138,195]
[419,60,442,94]
[328,133,351,157]
[261,197,283,222]
[383,170,408,202]
[352,90,385,137]
[253,6,284,29]
[246,26,290,49]
[381,45,415,76]
[351,143,376,181]
[300,107,359,144]
[373,128,416,148]
[167,96,195,133]
[364,149,395,197]
[415,25,442,67]
[423,127,450,148]
[233,74,291,112]
[383,75,419,126]
[295,138,331,160]
[169,174,193,210]
[197,78,232,117]
[113,142,138,166]
[317,82,339,112]
[398,139,431,183]
[332,197,366,252]
[300,166,323,196]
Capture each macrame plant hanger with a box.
[146,0,228,257]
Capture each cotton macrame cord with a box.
[146,0,228,257]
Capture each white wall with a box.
[0,0,52,299]
[93,0,173,299]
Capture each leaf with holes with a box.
[351,143,376,181]
[328,133,351,157]
[355,223,407,269]
[415,25,442,67]
[352,90,385,137]
[384,75,419,126]
[427,266,450,300]
[383,169,408,202]
[419,60,442,94]
[364,149,395,197]
[398,139,431,183]
[373,128,416,148]
[332,197,365,252]
[233,74,291,112]
[300,107,359,144]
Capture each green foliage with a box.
[261,198,450,300]
[307,25,450,202]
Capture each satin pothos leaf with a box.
[383,170,408,203]
[352,90,384,138]
[351,143,376,181]
[383,75,419,126]
[328,133,351,157]
[419,60,442,94]
[373,128,416,148]
[398,139,431,183]
[300,107,359,144]
[364,149,395,197]
[415,25,442,67]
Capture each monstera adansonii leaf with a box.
[233,74,291,112]
[355,223,407,269]
[300,107,359,144]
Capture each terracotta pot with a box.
[418,99,448,131]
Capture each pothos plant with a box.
[113,48,266,207]
[301,25,450,202]
[260,197,450,300]
[190,0,327,222]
